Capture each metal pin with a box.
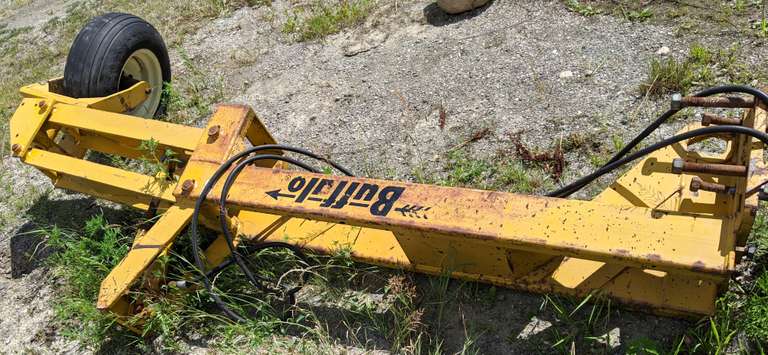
[689,177,736,195]
[701,113,742,126]
[671,158,748,177]
[671,93,754,110]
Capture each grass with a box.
[433,149,556,194]
[564,0,601,16]
[639,42,768,97]
[282,0,376,41]
[0,0,260,156]
[639,57,694,96]
[5,0,768,353]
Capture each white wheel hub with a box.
[120,48,163,118]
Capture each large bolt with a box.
[701,113,741,126]
[181,179,195,194]
[689,177,735,195]
[37,100,47,110]
[11,143,21,155]
[670,158,747,176]
[671,94,753,110]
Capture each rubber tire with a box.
[63,13,171,117]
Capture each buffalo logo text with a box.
[266,176,405,217]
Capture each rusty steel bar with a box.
[671,94,754,110]
[689,177,736,195]
[701,112,743,126]
[671,158,748,176]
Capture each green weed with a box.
[564,0,601,16]
[625,7,653,22]
[282,0,375,41]
[639,58,693,96]
[44,215,134,348]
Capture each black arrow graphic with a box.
[265,189,296,200]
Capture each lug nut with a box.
[671,158,748,177]
[689,177,735,195]
[181,179,195,194]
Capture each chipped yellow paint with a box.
[8,79,766,325]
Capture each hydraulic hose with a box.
[189,144,353,322]
[547,126,768,198]
[552,85,768,197]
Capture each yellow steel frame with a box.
[8,79,767,327]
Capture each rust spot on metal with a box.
[681,96,754,109]
[701,112,742,126]
[208,125,221,138]
[689,177,735,195]
[672,159,747,177]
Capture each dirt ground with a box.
[1,0,766,353]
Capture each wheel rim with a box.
[120,49,163,118]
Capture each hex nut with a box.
[689,177,702,192]
[11,143,21,155]
[671,158,685,174]
[207,125,221,138]
[181,179,195,194]
[700,114,711,126]
[670,93,683,110]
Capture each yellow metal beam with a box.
[97,206,193,310]
[185,166,733,277]
[23,148,176,204]
[47,104,201,154]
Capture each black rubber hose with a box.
[553,85,768,198]
[547,126,768,198]
[217,154,317,295]
[608,85,768,167]
[189,144,353,322]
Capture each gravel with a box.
[2,0,765,353]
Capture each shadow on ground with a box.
[9,192,138,278]
[423,1,494,27]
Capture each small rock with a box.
[656,46,670,55]
[517,316,552,339]
[558,70,574,79]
